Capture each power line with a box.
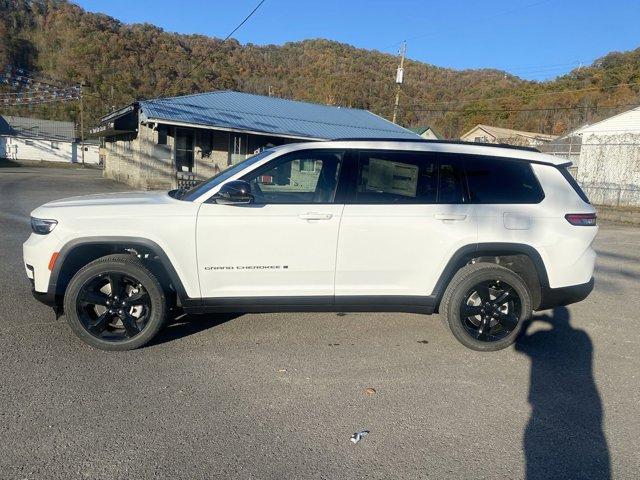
[162,0,266,96]
[403,81,640,108]
[402,102,639,114]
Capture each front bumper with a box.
[537,277,594,311]
[31,287,58,307]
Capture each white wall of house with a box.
[460,126,494,143]
[0,135,100,164]
[418,128,440,140]
[574,108,640,207]
[576,132,640,207]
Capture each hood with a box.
[41,191,174,208]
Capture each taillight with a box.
[565,213,597,226]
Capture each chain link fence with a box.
[540,133,640,208]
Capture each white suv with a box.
[24,140,597,351]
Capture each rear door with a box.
[334,149,477,298]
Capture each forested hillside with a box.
[1,0,639,137]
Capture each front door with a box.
[175,128,194,172]
[335,150,478,297]
[196,149,346,298]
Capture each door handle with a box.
[298,213,333,220]
[434,214,467,221]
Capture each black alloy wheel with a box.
[440,263,532,351]
[64,254,167,351]
[77,271,151,341]
[460,280,522,342]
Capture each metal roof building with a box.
[93,90,419,190]
[100,90,418,141]
[0,115,76,141]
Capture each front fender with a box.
[49,236,196,301]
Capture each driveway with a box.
[0,166,638,479]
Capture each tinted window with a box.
[465,157,544,204]
[242,150,344,204]
[438,158,467,204]
[354,151,438,204]
[182,149,274,201]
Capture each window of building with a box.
[300,158,317,172]
[195,130,214,160]
[229,134,247,165]
[50,141,59,149]
[157,127,167,145]
[243,150,344,204]
[465,156,544,204]
[24,140,34,146]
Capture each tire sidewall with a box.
[64,258,166,351]
[445,266,531,352]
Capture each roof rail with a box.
[328,138,541,153]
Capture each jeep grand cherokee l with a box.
[24,139,597,351]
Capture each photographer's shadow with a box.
[516,307,611,479]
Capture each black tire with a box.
[63,254,167,351]
[440,263,532,352]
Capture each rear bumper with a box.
[537,277,594,311]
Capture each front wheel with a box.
[440,263,532,351]
[63,254,167,351]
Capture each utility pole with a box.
[79,80,86,166]
[392,41,406,124]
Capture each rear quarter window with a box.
[558,166,590,204]
[465,156,545,204]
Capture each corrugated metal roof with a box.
[0,115,76,142]
[138,90,419,140]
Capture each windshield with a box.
[179,149,276,201]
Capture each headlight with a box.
[31,217,58,235]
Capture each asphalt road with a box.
[1,166,639,479]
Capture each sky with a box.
[74,0,640,81]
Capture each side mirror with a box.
[213,180,253,205]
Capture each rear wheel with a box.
[441,263,531,351]
[64,254,167,351]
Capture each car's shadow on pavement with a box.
[148,312,243,347]
[516,307,611,480]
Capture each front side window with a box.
[465,156,544,204]
[243,150,344,204]
[180,149,275,201]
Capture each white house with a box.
[0,115,100,165]
[409,126,441,140]
[460,124,557,147]
[574,106,640,208]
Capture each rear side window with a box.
[355,151,438,204]
[558,167,590,204]
[438,158,467,204]
[465,157,544,204]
